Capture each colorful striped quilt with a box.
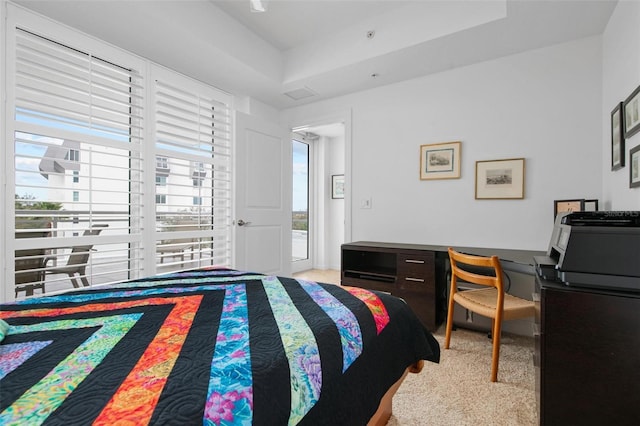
[0,268,439,425]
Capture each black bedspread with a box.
[0,268,439,425]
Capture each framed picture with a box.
[611,102,625,170]
[623,84,640,139]
[584,199,599,211]
[419,141,461,180]
[553,199,585,219]
[631,145,640,188]
[331,174,345,199]
[475,158,525,199]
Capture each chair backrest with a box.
[448,248,505,293]
[15,231,50,284]
[15,248,46,284]
[65,225,108,266]
[161,224,201,242]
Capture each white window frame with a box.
[2,4,234,302]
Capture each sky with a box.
[292,140,308,212]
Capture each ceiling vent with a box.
[283,87,317,101]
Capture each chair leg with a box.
[444,297,456,350]
[69,274,81,288]
[490,318,502,382]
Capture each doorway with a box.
[292,136,313,272]
[291,122,346,274]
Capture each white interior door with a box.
[234,112,291,276]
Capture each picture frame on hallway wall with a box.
[630,145,640,188]
[419,141,461,180]
[475,158,525,199]
[611,102,625,171]
[331,174,345,199]
[623,85,640,139]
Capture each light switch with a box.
[361,197,372,209]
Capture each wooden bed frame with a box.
[368,360,424,426]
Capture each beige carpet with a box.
[389,326,537,426]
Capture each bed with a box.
[0,268,440,425]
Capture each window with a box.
[6,7,233,299]
[7,22,144,291]
[67,149,80,162]
[153,67,232,271]
[157,156,169,169]
[192,162,206,187]
[11,22,145,295]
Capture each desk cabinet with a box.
[535,278,640,425]
[341,242,442,331]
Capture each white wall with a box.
[602,1,640,210]
[325,134,345,269]
[309,133,345,271]
[285,36,603,251]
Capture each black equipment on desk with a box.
[536,211,640,291]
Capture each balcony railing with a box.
[13,210,226,299]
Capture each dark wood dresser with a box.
[341,241,543,333]
[534,277,640,425]
[341,242,445,332]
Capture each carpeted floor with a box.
[389,326,537,426]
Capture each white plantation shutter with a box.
[5,7,235,301]
[14,29,144,142]
[152,67,233,271]
[11,26,146,295]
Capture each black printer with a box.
[535,211,640,292]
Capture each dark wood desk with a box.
[535,276,640,425]
[341,241,545,331]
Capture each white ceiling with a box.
[213,0,418,51]
[13,0,617,111]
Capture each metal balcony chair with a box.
[15,229,51,298]
[43,224,108,289]
[15,248,47,297]
[157,223,200,264]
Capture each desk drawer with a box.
[397,252,434,292]
[397,252,432,273]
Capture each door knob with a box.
[236,219,250,226]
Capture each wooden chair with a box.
[444,247,535,382]
[43,225,108,289]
